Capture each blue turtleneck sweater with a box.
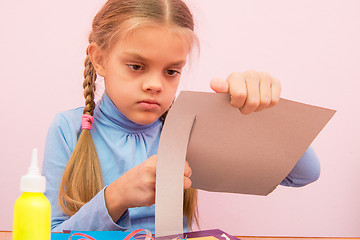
[42,93,320,233]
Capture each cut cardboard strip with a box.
[155,91,336,237]
[155,105,196,237]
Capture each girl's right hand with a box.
[104,155,192,222]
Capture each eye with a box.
[165,69,181,76]
[128,64,143,71]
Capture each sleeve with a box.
[42,113,131,231]
[280,146,321,187]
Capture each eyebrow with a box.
[123,52,147,62]
[123,52,186,67]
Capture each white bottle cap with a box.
[20,148,46,193]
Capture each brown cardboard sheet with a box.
[155,91,336,237]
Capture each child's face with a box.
[102,25,190,125]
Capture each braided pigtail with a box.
[184,188,199,230]
[58,48,104,216]
[83,48,97,116]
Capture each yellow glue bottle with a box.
[12,148,51,240]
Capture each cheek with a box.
[167,77,181,91]
[163,80,180,106]
[104,68,137,92]
[164,79,179,94]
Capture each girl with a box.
[42,0,320,234]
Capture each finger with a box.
[142,168,156,190]
[184,177,192,189]
[210,78,229,93]
[255,72,272,112]
[145,155,157,174]
[227,72,247,109]
[240,71,260,114]
[184,161,192,178]
[270,77,281,107]
[144,194,156,207]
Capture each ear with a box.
[88,43,106,77]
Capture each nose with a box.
[142,71,163,93]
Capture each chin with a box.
[132,113,161,125]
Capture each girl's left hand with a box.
[210,70,281,114]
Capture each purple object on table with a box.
[155,229,240,240]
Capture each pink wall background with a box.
[1,0,359,237]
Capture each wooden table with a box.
[0,232,11,240]
[1,231,358,240]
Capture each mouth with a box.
[140,99,160,104]
[138,99,160,110]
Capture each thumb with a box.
[210,78,229,93]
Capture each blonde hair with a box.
[59,0,199,229]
